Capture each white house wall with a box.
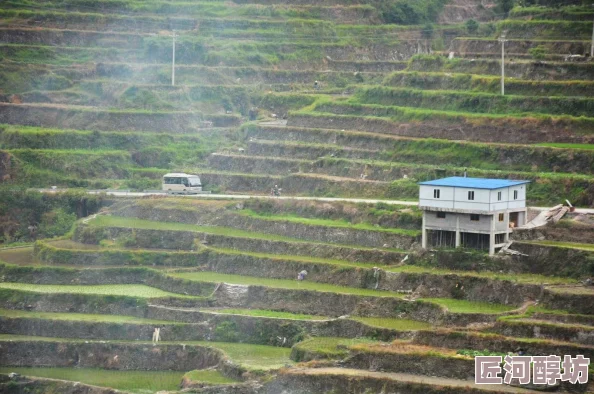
[453,187,490,211]
[508,185,527,209]
[420,185,527,212]
[424,212,494,233]
[419,185,454,209]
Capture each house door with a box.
[509,212,519,228]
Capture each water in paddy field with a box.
[0,367,185,393]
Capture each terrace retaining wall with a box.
[288,113,594,144]
[0,340,222,371]
[343,351,475,380]
[491,320,594,346]
[413,330,594,360]
[0,103,240,132]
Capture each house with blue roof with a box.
[418,176,530,255]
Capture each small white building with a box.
[418,177,530,255]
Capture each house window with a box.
[436,212,446,219]
[468,191,475,201]
[433,189,440,199]
[495,233,506,244]
[513,190,518,200]
[470,214,480,221]
[499,213,504,222]
[497,191,502,201]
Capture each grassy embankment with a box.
[0,367,186,393]
[0,283,199,298]
[0,334,292,369]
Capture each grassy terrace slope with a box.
[2,198,594,392]
[1,1,594,207]
[0,282,199,299]
[0,367,187,393]
[0,334,293,370]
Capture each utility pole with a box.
[171,30,177,86]
[498,33,507,96]
[591,8,594,57]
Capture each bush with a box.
[38,208,77,238]
[215,321,239,342]
[528,45,547,60]
[498,0,515,14]
[0,189,105,244]
[378,0,447,25]
[465,19,479,34]
[422,23,435,39]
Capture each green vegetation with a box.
[0,283,197,298]
[201,341,292,370]
[465,19,479,34]
[1,1,376,23]
[528,45,548,60]
[242,198,422,230]
[38,208,77,238]
[183,369,239,385]
[293,337,380,359]
[497,0,515,15]
[0,334,292,369]
[210,247,373,269]
[408,54,594,82]
[353,86,594,117]
[171,271,518,314]
[522,240,594,252]
[456,349,506,357]
[0,247,34,265]
[205,308,328,320]
[421,298,517,314]
[496,19,593,39]
[239,209,421,236]
[87,215,407,251]
[510,5,594,21]
[0,308,174,324]
[0,2,593,390]
[352,317,432,330]
[87,215,306,243]
[383,71,594,97]
[170,271,404,298]
[0,189,105,244]
[301,100,594,137]
[537,143,594,150]
[386,264,576,285]
[0,367,184,393]
[377,0,448,24]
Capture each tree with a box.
[465,19,479,34]
[528,45,547,61]
[498,0,515,15]
[38,208,77,238]
[421,23,435,39]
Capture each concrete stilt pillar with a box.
[504,212,510,243]
[489,214,496,256]
[421,212,427,249]
[455,216,461,248]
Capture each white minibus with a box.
[162,173,203,194]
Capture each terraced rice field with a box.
[203,308,329,321]
[0,367,186,393]
[170,271,406,298]
[0,308,174,324]
[1,0,594,392]
[0,283,196,298]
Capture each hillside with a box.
[1,0,592,207]
[0,0,594,393]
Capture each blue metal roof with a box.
[418,177,530,190]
